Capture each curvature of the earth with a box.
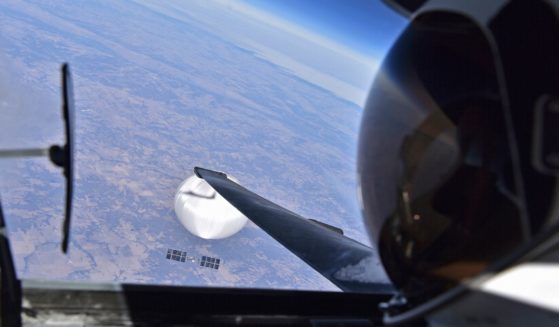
[0,0,388,291]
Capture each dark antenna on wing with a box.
[53,63,74,253]
[0,63,75,254]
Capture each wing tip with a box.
[193,167,227,179]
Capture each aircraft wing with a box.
[194,167,394,293]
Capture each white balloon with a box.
[174,174,248,239]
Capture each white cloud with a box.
[333,256,389,283]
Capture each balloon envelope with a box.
[174,174,248,239]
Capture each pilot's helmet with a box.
[358,1,559,310]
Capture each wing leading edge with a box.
[194,167,394,294]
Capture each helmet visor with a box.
[358,12,527,305]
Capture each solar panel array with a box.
[200,256,220,270]
[166,249,221,270]
[166,249,187,262]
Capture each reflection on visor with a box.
[386,99,524,288]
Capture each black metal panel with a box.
[121,284,388,325]
[21,281,390,326]
[194,167,393,293]
[0,202,22,325]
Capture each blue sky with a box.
[133,0,406,105]
[221,0,407,105]
[242,0,406,59]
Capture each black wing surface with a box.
[194,167,393,293]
